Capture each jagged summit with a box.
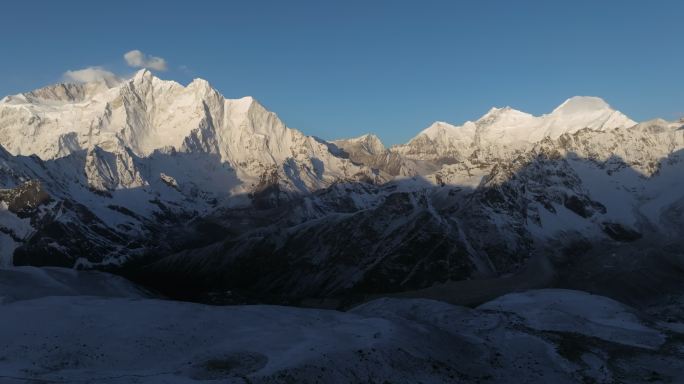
[475,106,536,130]
[0,71,277,158]
[334,133,386,155]
[0,71,377,200]
[133,68,153,80]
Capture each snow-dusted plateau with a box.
[1,71,684,382]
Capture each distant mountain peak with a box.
[483,106,514,115]
[552,96,612,114]
[188,77,211,89]
[0,72,379,203]
[394,96,637,161]
[476,106,535,127]
[333,133,386,155]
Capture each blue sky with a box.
[1,0,682,145]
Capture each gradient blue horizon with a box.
[1,0,682,145]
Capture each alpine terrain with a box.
[1,71,684,382]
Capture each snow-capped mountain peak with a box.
[475,106,536,130]
[0,72,377,206]
[551,95,611,114]
[393,96,637,161]
[479,105,531,120]
[338,133,386,155]
[133,68,153,80]
[539,95,635,138]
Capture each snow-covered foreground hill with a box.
[1,267,682,383]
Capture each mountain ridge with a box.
[390,95,636,163]
[0,72,683,309]
[1,71,638,160]
[0,70,381,197]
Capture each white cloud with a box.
[62,67,122,86]
[124,50,168,71]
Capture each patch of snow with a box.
[478,289,666,349]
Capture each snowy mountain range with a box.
[2,70,684,382]
[1,70,684,305]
